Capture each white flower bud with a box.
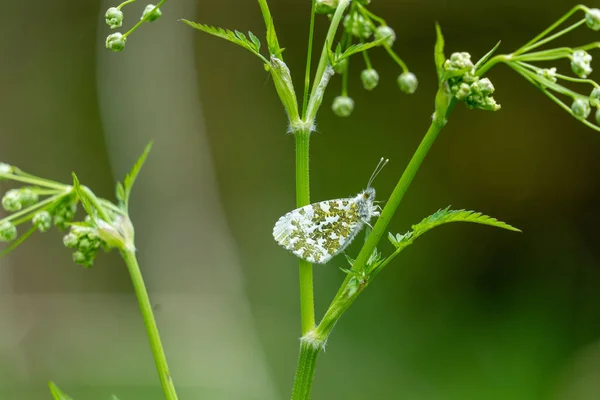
[0,220,17,242]
[397,72,418,94]
[332,96,355,117]
[586,8,600,31]
[141,4,162,22]
[315,0,339,14]
[106,33,126,52]
[453,82,471,100]
[571,50,592,78]
[0,163,12,175]
[537,67,557,83]
[360,69,379,91]
[572,98,591,120]
[472,78,495,96]
[375,25,396,47]
[105,7,124,29]
[444,52,474,72]
[33,211,52,232]
[590,87,600,107]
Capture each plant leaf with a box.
[336,37,388,62]
[72,173,94,220]
[120,141,153,211]
[474,41,502,70]
[248,31,261,53]
[389,207,520,252]
[49,381,73,400]
[180,20,263,58]
[434,23,446,83]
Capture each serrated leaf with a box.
[474,41,501,71]
[337,37,388,62]
[180,20,263,58]
[49,381,73,400]
[248,31,261,53]
[434,23,446,83]
[72,173,94,220]
[389,207,520,252]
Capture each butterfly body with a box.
[273,188,379,264]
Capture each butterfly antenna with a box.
[367,157,389,188]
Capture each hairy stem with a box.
[290,341,320,400]
[295,129,315,335]
[302,0,317,118]
[121,249,179,400]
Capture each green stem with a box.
[318,87,455,340]
[117,0,136,10]
[290,341,320,400]
[122,0,168,39]
[513,4,587,56]
[121,249,179,400]
[301,0,317,118]
[518,19,585,55]
[295,129,315,335]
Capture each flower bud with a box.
[141,4,162,22]
[572,98,591,120]
[453,82,471,100]
[537,67,557,83]
[360,69,379,91]
[63,232,79,248]
[590,87,600,107]
[397,72,418,94]
[0,220,17,242]
[332,96,355,117]
[471,78,495,96]
[33,211,52,232]
[315,0,338,14]
[571,50,592,78]
[72,251,93,268]
[105,7,124,29]
[444,52,473,72]
[343,13,372,39]
[106,33,126,52]
[2,188,38,212]
[0,163,12,175]
[586,8,600,31]
[375,25,396,47]
[333,58,348,75]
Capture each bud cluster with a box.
[63,223,107,268]
[2,188,39,212]
[104,2,163,52]
[445,52,500,111]
[326,3,416,118]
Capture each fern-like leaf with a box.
[180,20,263,58]
[389,207,520,251]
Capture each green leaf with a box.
[434,23,446,83]
[389,207,520,251]
[474,41,502,71]
[123,141,153,198]
[180,20,264,58]
[248,31,261,53]
[336,37,389,62]
[344,253,355,267]
[49,381,73,400]
[72,173,94,220]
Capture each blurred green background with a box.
[2,0,600,399]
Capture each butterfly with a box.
[272,158,388,264]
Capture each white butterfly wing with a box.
[273,198,364,264]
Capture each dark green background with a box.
[1,1,600,399]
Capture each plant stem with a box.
[121,249,179,400]
[302,0,317,118]
[295,129,315,335]
[122,0,168,39]
[290,341,320,400]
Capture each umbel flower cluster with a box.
[322,0,419,117]
[0,144,150,267]
[104,1,163,52]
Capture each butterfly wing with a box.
[273,198,364,264]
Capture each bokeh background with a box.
[1,0,600,399]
